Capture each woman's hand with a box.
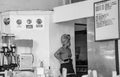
[64,60,69,63]
[60,60,64,64]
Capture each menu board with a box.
[94,0,119,41]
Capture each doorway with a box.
[75,23,88,77]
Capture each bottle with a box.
[45,67,51,77]
[40,61,44,67]
[62,68,67,77]
[38,60,45,77]
[48,66,53,77]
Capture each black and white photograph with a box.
[0,0,119,77]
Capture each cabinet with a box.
[76,65,88,77]
[75,30,88,77]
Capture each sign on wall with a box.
[94,0,119,41]
[10,15,45,30]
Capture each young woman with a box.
[54,34,75,77]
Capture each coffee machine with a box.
[0,33,18,71]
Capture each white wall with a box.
[0,11,53,68]
[0,11,75,77]
[53,0,102,23]
[10,14,50,68]
[0,0,62,12]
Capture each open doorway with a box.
[75,22,88,77]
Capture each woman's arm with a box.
[54,48,64,63]
[68,48,72,59]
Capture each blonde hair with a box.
[61,34,70,46]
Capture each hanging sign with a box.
[16,19,22,28]
[36,18,43,28]
[26,19,33,29]
[94,0,119,41]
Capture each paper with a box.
[37,67,45,75]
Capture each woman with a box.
[54,34,75,77]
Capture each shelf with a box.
[76,65,87,67]
[76,65,88,73]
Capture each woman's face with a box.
[64,40,71,48]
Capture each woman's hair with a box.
[61,34,70,46]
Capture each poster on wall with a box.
[11,15,44,30]
[94,0,119,41]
